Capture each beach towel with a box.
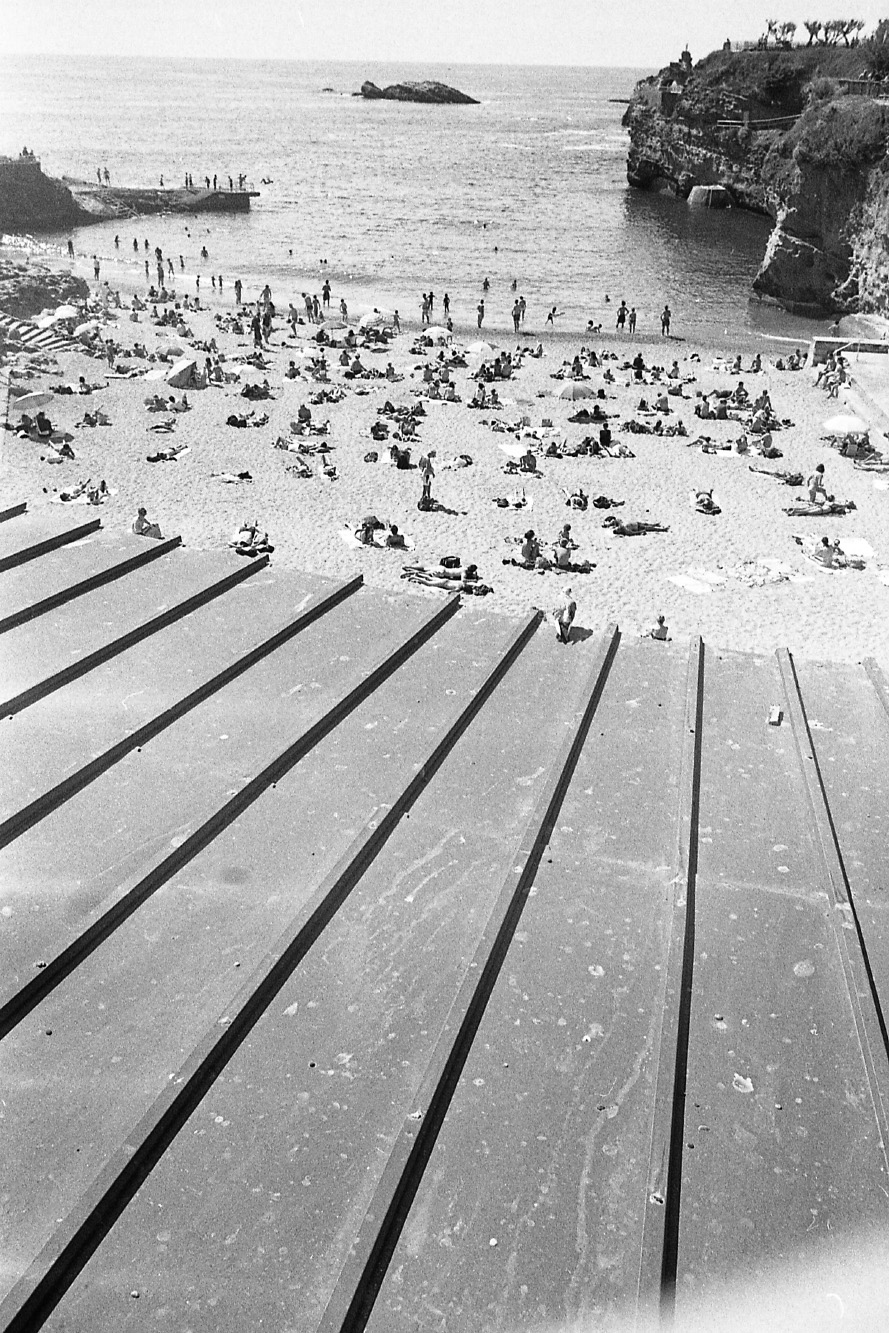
[666,574,713,595]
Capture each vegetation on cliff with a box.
[624,31,889,315]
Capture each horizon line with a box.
[5,50,660,71]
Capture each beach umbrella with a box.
[822,413,868,436]
[157,342,185,358]
[425,325,452,343]
[12,390,54,412]
[74,320,100,337]
[558,381,595,400]
[54,304,79,319]
[358,310,393,330]
[466,340,497,357]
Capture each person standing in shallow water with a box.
[477,299,485,329]
[661,304,672,335]
[628,306,637,333]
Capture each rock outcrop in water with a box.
[358,80,478,105]
[623,46,889,315]
[0,153,258,236]
[0,155,85,233]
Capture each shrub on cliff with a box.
[781,95,889,168]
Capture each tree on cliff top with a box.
[865,18,889,77]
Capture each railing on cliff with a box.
[716,113,798,130]
[839,78,889,98]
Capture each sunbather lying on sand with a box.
[783,499,856,517]
[76,409,111,427]
[603,516,670,536]
[146,442,188,462]
[230,520,273,556]
[693,488,721,515]
[401,564,491,594]
[210,470,253,483]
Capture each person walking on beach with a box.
[477,299,485,329]
[546,306,563,328]
[340,297,348,321]
[93,256,100,281]
[103,167,110,185]
[144,259,150,279]
[519,295,526,324]
[420,294,430,327]
[393,310,401,333]
[212,174,217,190]
[443,293,450,317]
[322,279,331,308]
[67,239,74,258]
[512,300,521,333]
[628,306,637,333]
[96,167,102,184]
[133,237,139,252]
[228,175,233,191]
[234,278,242,304]
[616,300,628,331]
[168,258,174,276]
[159,175,164,188]
[661,304,672,335]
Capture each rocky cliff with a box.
[359,80,478,104]
[0,257,89,320]
[0,157,85,234]
[623,47,889,315]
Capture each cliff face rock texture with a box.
[755,99,889,314]
[623,48,889,315]
[0,157,84,234]
[623,89,775,214]
[0,257,89,320]
[359,80,478,104]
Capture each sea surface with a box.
[2,56,820,344]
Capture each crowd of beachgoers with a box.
[3,239,889,663]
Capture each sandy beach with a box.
[3,244,889,667]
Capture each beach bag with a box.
[439,555,460,569]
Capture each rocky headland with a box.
[0,256,89,320]
[358,80,478,104]
[623,45,889,315]
[0,154,258,237]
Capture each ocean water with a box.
[2,55,818,344]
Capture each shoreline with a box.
[1,235,815,358]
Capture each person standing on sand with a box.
[420,295,430,327]
[93,256,100,281]
[661,304,672,335]
[234,278,242,304]
[519,295,526,324]
[340,297,348,321]
[512,301,521,333]
[628,306,637,333]
[616,300,628,331]
[477,299,485,329]
[443,293,450,317]
[418,449,436,499]
[103,167,110,185]
[67,239,74,258]
[322,280,331,307]
[212,174,217,190]
[808,463,828,504]
[393,310,400,332]
[554,588,576,644]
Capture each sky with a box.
[3,0,888,67]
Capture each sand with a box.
[3,246,889,668]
